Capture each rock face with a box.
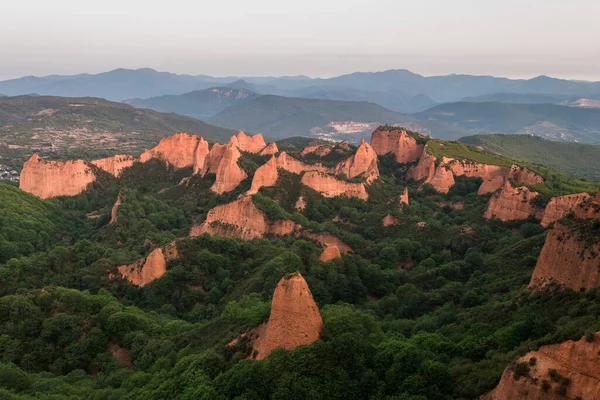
[117,243,179,287]
[484,182,543,221]
[540,193,592,228]
[399,187,409,207]
[260,142,279,156]
[253,273,323,360]
[248,156,278,195]
[301,171,368,200]
[335,139,379,182]
[139,132,209,173]
[20,154,97,199]
[485,333,600,400]
[91,154,136,177]
[382,214,400,227]
[276,152,330,175]
[210,144,248,194]
[409,145,544,195]
[319,245,341,261]
[231,131,267,153]
[190,196,297,240]
[109,193,122,225]
[370,128,425,163]
[301,144,333,157]
[530,219,600,291]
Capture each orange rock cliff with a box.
[91,154,136,177]
[210,143,248,194]
[19,154,97,199]
[301,171,369,200]
[117,242,179,287]
[230,131,267,154]
[253,273,323,360]
[540,193,592,228]
[483,181,543,221]
[335,138,379,182]
[109,193,123,225]
[370,128,425,163]
[190,196,298,240]
[485,333,600,400]
[139,132,209,173]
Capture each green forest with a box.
[1,141,599,400]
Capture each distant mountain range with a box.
[2,68,600,113]
[124,88,259,119]
[417,102,600,143]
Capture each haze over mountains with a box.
[2,68,600,113]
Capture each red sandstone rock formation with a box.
[338,140,351,151]
[301,171,368,200]
[190,196,298,240]
[295,196,306,211]
[370,128,425,163]
[19,154,97,199]
[540,193,592,228]
[117,242,179,287]
[335,138,379,182]
[509,164,545,186]
[301,231,353,261]
[427,165,455,194]
[301,144,333,157]
[203,143,227,175]
[248,156,278,195]
[276,152,330,174]
[231,131,267,153]
[319,245,341,261]
[484,181,543,221]
[530,220,600,291]
[409,146,437,182]
[109,193,122,225]
[139,133,209,173]
[477,175,506,195]
[382,214,400,227]
[253,273,323,359]
[399,187,409,207]
[485,333,600,400]
[260,142,279,156]
[210,144,248,194]
[91,154,136,177]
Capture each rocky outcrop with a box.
[276,152,330,175]
[295,196,306,211]
[91,154,136,177]
[382,214,400,227]
[109,193,123,225]
[370,128,425,163]
[211,144,248,194]
[231,131,267,154]
[117,242,178,287]
[302,231,353,262]
[139,133,209,173]
[260,142,279,156]
[248,156,278,195]
[335,139,379,182]
[319,245,341,262]
[399,187,409,207]
[253,273,323,360]
[477,176,506,195]
[409,146,437,182]
[484,181,543,221]
[541,193,592,228]
[529,219,600,291]
[20,154,97,199]
[301,171,368,200]
[485,333,600,400]
[301,144,333,157]
[190,196,298,240]
[427,165,456,194]
[509,164,545,186]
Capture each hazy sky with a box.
[1,0,599,81]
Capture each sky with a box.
[1,0,599,81]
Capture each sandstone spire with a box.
[116,243,179,287]
[484,181,543,221]
[232,131,267,153]
[210,143,248,194]
[139,133,209,171]
[260,142,279,156]
[253,273,323,360]
[248,156,278,195]
[335,138,379,182]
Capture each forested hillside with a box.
[1,128,600,399]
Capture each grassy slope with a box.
[0,95,237,169]
[461,134,600,181]
[209,94,414,138]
